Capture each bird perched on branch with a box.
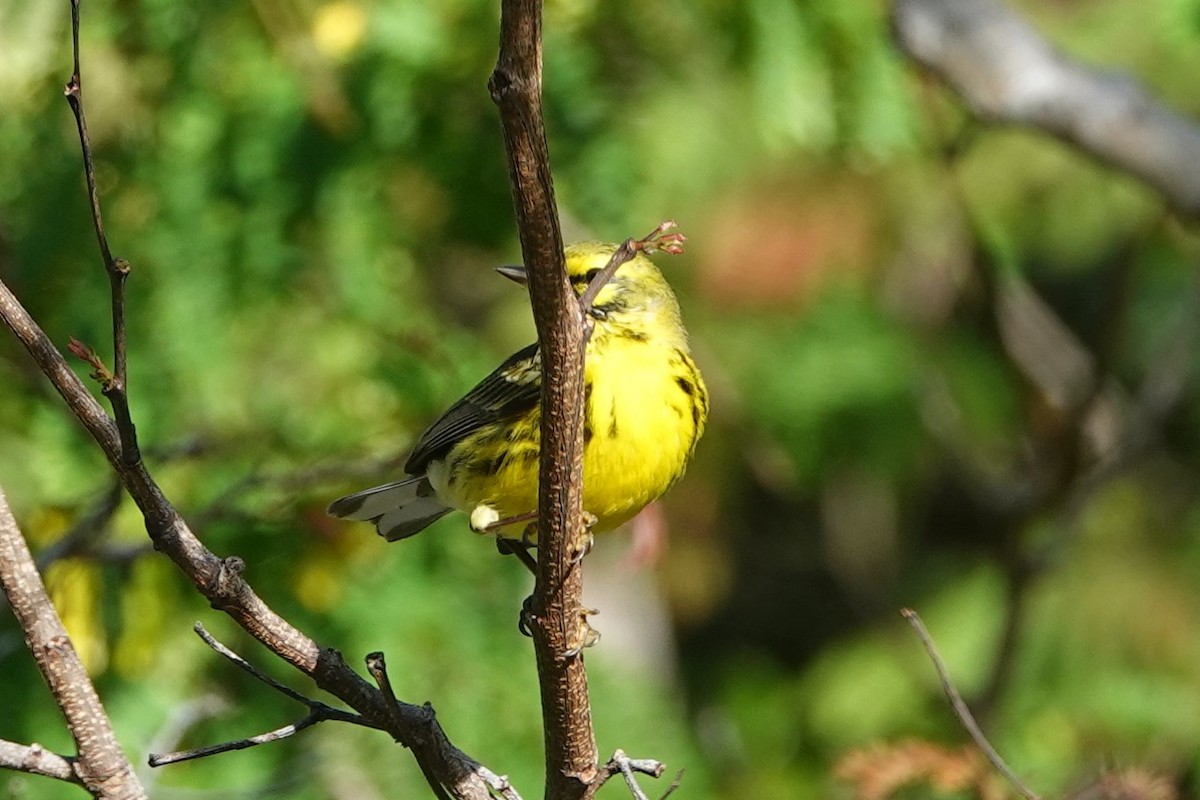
[328,235,707,558]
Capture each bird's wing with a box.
[404,342,542,474]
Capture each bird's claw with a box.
[563,607,601,657]
[518,595,536,638]
[569,531,595,564]
[521,523,537,549]
[568,513,598,564]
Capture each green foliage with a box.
[3,0,1200,798]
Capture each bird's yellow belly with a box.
[435,341,703,537]
[579,357,698,531]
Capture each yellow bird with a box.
[328,241,707,549]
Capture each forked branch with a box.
[148,624,377,767]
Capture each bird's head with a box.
[496,241,684,342]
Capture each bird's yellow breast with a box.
[579,335,706,530]
[432,332,706,536]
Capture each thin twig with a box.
[577,221,687,313]
[364,652,416,739]
[139,694,229,791]
[901,608,1041,800]
[364,657,526,800]
[148,709,345,767]
[148,625,378,767]
[473,763,526,800]
[193,623,331,708]
[658,769,684,800]
[63,0,139,466]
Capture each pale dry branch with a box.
[892,0,1200,219]
[0,488,146,798]
[0,739,81,786]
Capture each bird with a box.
[327,240,708,553]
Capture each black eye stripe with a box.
[571,268,604,286]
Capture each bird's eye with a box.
[584,268,602,284]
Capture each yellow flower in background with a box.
[313,1,367,60]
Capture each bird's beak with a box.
[495,265,528,285]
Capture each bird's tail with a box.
[327,476,452,542]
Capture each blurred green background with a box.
[3,0,1200,797]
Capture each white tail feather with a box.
[326,477,428,520]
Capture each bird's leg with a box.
[479,508,538,534]
[495,530,538,576]
[494,523,540,636]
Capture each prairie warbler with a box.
[328,241,707,547]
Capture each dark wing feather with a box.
[404,342,541,474]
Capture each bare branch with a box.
[892,0,1200,220]
[490,1,599,797]
[901,608,1041,800]
[0,739,81,785]
[0,487,146,798]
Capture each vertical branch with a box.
[0,487,147,800]
[489,1,599,798]
[63,0,139,466]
